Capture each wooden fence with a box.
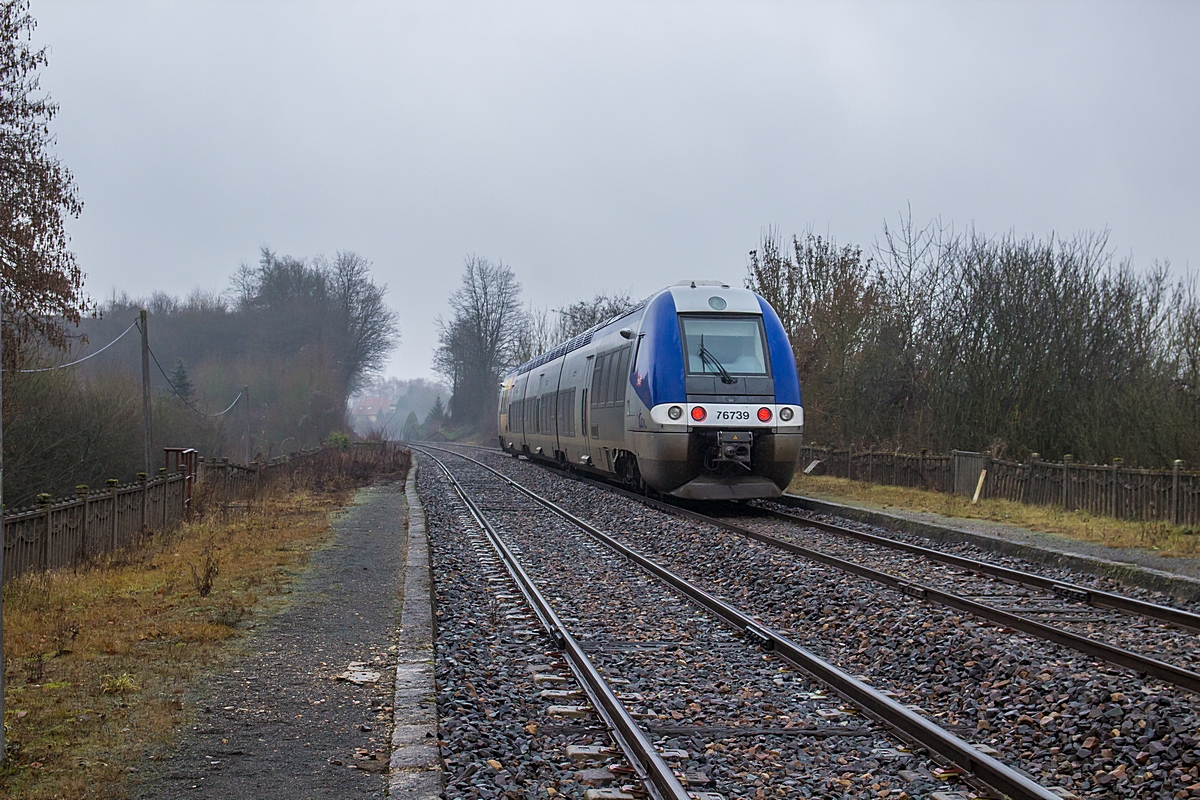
[798,445,1200,527]
[799,446,954,493]
[1,447,320,584]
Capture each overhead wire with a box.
[143,326,244,417]
[3,314,243,416]
[8,319,140,373]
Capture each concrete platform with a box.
[390,462,443,798]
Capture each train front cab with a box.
[627,284,804,500]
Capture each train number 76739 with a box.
[714,409,751,420]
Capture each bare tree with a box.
[433,255,524,431]
[555,291,637,340]
[513,304,556,365]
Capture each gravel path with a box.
[442,446,1200,799]
[133,484,405,799]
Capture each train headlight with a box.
[690,406,707,422]
[779,407,794,422]
[667,405,683,420]
[757,407,772,422]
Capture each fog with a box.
[34,0,1200,379]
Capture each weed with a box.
[99,673,140,695]
[23,653,46,684]
[189,543,221,597]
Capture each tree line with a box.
[4,248,398,506]
[750,216,1200,467]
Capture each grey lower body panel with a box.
[668,474,784,500]
[628,429,804,499]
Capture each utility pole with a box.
[1,308,6,766]
[140,309,152,475]
[244,385,251,464]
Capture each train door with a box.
[510,372,528,451]
[581,354,595,465]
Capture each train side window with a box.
[632,332,646,380]
[616,347,631,400]
[591,354,605,404]
[564,388,575,436]
[595,353,609,407]
[605,351,620,405]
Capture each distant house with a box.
[349,396,388,432]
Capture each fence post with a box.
[1112,458,1123,519]
[1062,455,1072,510]
[37,493,52,571]
[108,479,119,552]
[920,448,928,490]
[847,444,853,480]
[1025,454,1038,504]
[1173,460,1183,526]
[159,467,169,531]
[138,472,148,535]
[76,485,89,562]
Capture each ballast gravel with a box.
[720,507,1200,670]
[423,456,952,800]
[446,446,1200,800]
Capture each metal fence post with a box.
[108,478,119,552]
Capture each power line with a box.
[7,319,140,373]
[144,335,244,417]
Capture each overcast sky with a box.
[34,1,1200,381]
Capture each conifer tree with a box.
[169,358,193,401]
[425,395,446,429]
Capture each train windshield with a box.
[680,316,769,376]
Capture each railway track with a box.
[425,442,1200,798]
[439,443,1200,694]
[416,445,1065,799]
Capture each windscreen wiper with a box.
[699,335,737,384]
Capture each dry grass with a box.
[0,449,409,799]
[789,473,1200,557]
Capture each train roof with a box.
[507,281,759,378]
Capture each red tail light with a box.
[757,407,772,422]
[690,406,707,421]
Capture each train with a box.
[497,280,803,499]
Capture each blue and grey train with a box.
[497,281,804,500]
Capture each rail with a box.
[416,447,691,800]
[418,444,1062,800]
[763,499,1200,631]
